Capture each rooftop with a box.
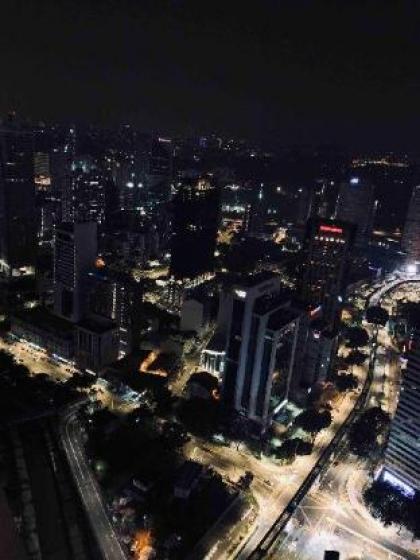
[77,315,116,334]
[267,307,300,331]
[12,306,74,337]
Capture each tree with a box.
[364,480,407,528]
[345,326,369,349]
[177,397,221,437]
[295,408,332,435]
[334,372,358,392]
[349,406,390,457]
[344,350,367,367]
[295,439,313,456]
[366,306,389,327]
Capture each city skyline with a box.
[2,1,420,149]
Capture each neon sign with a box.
[319,225,343,234]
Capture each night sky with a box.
[2,0,420,148]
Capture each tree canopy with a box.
[334,372,358,393]
[345,326,369,349]
[366,306,389,327]
[349,406,390,456]
[294,408,332,435]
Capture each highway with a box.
[60,404,128,560]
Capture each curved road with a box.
[60,403,127,560]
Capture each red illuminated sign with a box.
[319,224,343,234]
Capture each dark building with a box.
[53,221,97,323]
[335,176,376,246]
[299,217,355,327]
[87,266,143,356]
[170,175,220,280]
[402,184,420,264]
[0,120,36,277]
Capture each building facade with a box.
[0,122,36,276]
[381,346,420,495]
[299,217,355,327]
[170,176,220,280]
[53,222,97,322]
[335,176,375,246]
[221,274,300,430]
[402,185,420,264]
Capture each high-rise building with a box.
[87,266,143,356]
[381,345,420,495]
[34,151,51,191]
[53,222,97,322]
[0,121,36,277]
[170,176,220,280]
[221,274,301,430]
[335,176,375,246]
[402,185,420,264]
[299,217,355,327]
[144,136,173,205]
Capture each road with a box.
[0,336,75,381]
[60,404,128,560]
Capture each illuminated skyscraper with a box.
[221,274,301,430]
[170,176,220,280]
[335,176,375,246]
[0,120,36,276]
[402,185,420,264]
[299,217,355,326]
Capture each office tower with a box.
[0,121,36,277]
[296,186,313,225]
[34,151,51,191]
[402,185,420,264]
[170,176,220,280]
[53,222,97,322]
[87,266,143,356]
[299,319,338,386]
[244,184,265,237]
[381,344,420,495]
[335,176,375,246]
[221,273,301,430]
[144,136,173,205]
[50,146,74,222]
[299,217,355,327]
[72,168,107,224]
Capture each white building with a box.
[221,273,301,430]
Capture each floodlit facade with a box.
[300,217,355,327]
[221,274,300,429]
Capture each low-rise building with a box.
[10,307,74,360]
